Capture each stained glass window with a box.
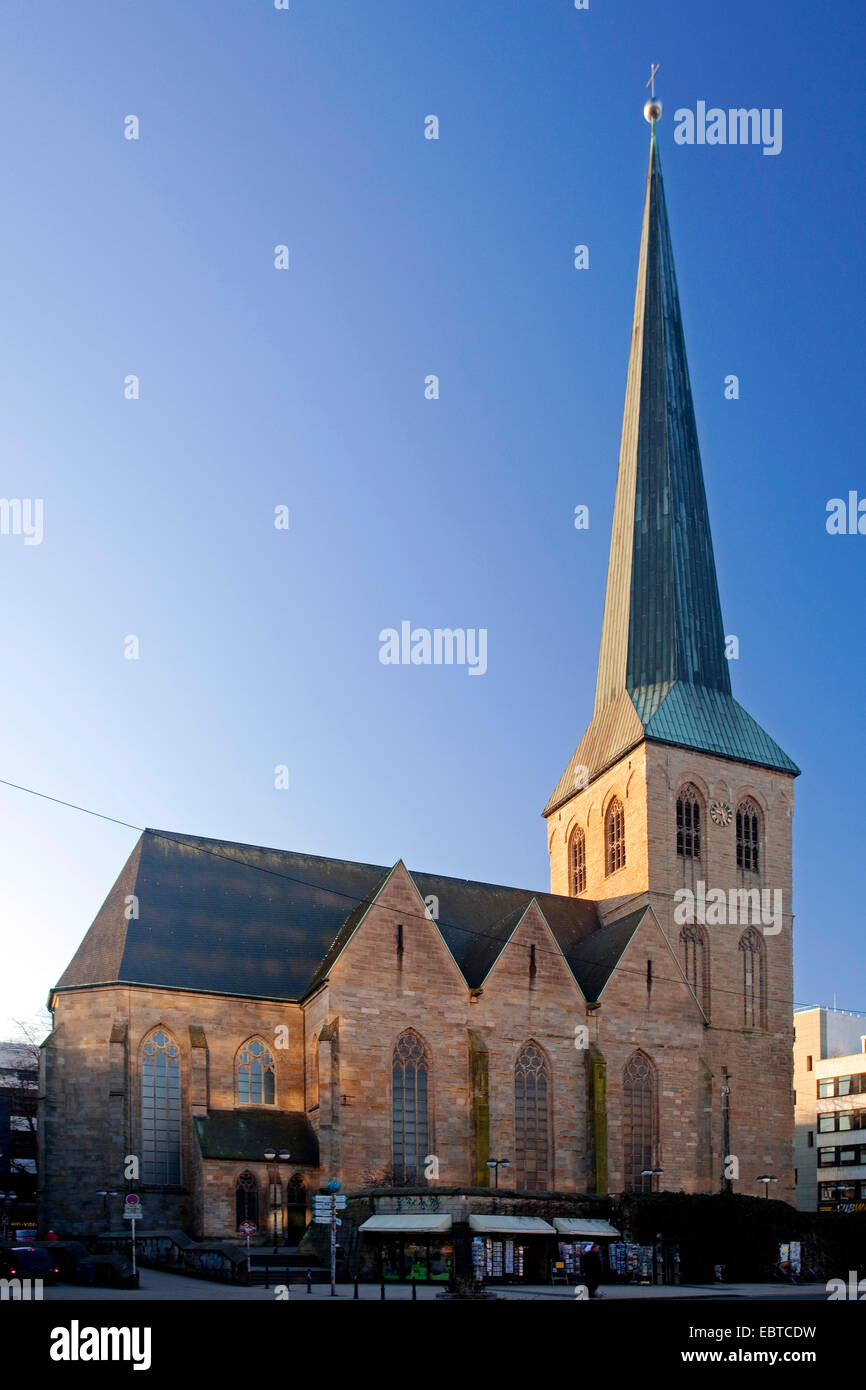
[237,1038,276,1106]
[141,1029,181,1185]
[235,1171,258,1229]
[514,1043,550,1190]
[392,1030,430,1184]
[623,1052,656,1193]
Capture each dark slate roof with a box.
[545,128,798,815]
[54,829,644,1004]
[55,831,391,1001]
[194,1110,319,1165]
[566,905,651,1001]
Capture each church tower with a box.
[544,98,799,1198]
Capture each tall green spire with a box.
[544,115,797,817]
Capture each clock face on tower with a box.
[710,800,733,827]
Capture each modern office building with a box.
[794,1006,866,1212]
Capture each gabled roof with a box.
[561,905,650,1001]
[54,830,651,1006]
[545,125,798,815]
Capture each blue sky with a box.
[0,0,863,1037]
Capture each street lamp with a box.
[486,1158,510,1190]
[640,1167,664,1193]
[756,1175,778,1199]
[96,1189,119,1231]
[264,1149,291,1253]
[639,1162,667,1195]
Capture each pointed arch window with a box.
[514,1042,551,1191]
[680,924,711,1016]
[739,927,766,1028]
[569,827,586,894]
[605,798,626,876]
[237,1038,276,1106]
[623,1052,657,1193]
[141,1029,181,1185]
[392,1030,430,1184]
[235,1171,259,1230]
[736,800,760,872]
[676,785,702,859]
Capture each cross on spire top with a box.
[646,63,660,98]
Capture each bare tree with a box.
[0,1011,51,1172]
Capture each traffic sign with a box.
[123,1208,142,1220]
[124,1194,140,1207]
[239,1221,257,1235]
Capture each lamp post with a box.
[756,1175,778,1199]
[264,1148,291,1253]
[486,1158,510,1190]
[96,1189,119,1231]
[640,1167,664,1193]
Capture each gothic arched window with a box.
[676,785,702,859]
[514,1042,551,1191]
[605,798,626,876]
[141,1029,182,1185]
[736,800,761,872]
[235,1171,258,1230]
[739,927,766,1028]
[237,1038,276,1106]
[680,923,711,1016]
[623,1052,657,1193]
[569,827,586,894]
[392,1030,430,1184]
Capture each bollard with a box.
[306,1270,312,1295]
[380,1278,385,1300]
[353,1278,359,1300]
[412,1280,417,1301]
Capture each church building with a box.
[39,107,799,1278]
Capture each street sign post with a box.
[314,1185,345,1295]
[239,1220,257,1275]
[123,1195,141,1280]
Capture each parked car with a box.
[0,1246,59,1285]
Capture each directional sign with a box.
[313,1215,341,1226]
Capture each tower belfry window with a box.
[676,786,701,859]
[736,801,760,872]
[569,827,586,894]
[605,798,626,876]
